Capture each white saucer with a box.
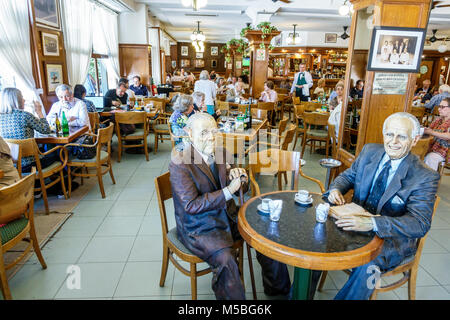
[294,196,313,205]
[257,204,270,213]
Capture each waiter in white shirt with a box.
[46,84,90,129]
[289,63,313,102]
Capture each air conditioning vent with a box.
[185,13,218,17]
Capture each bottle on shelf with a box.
[61,111,69,137]
[54,114,61,137]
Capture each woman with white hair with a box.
[169,94,195,150]
[0,87,54,172]
[192,91,221,120]
[194,70,217,116]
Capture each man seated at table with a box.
[169,113,291,300]
[47,84,90,129]
[414,79,433,103]
[425,84,450,112]
[103,82,128,111]
[324,112,440,300]
[349,80,364,99]
[129,75,149,97]
[0,136,20,189]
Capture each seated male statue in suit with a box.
[169,113,290,300]
[324,112,440,300]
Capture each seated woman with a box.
[216,77,227,95]
[259,80,278,103]
[74,84,96,112]
[0,87,55,172]
[192,91,221,120]
[327,82,345,139]
[169,94,195,151]
[0,136,20,189]
[424,97,450,171]
[313,78,326,97]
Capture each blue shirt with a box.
[425,92,450,111]
[371,152,407,231]
[130,84,149,97]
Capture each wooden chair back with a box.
[411,107,426,124]
[303,112,329,127]
[155,171,172,238]
[217,100,230,112]
[411,136,433,161]
[292,96,300,105]
[302,102,321,112]
[216,94,226,101]
[278,117,289,135]
[88,112,100,132]
[114,111,147,125]
[5,138,40,176]
[280,124,296,151]
[172,81,184,87]
[438,149,450,177]
[249,149,301,195]
[145,98,166,111]
[97,122,114,152]
[275,87,289,94]
[169,92,182,100]
[251,109,267,120]
[0,170,35,224]
[256,101,275,112]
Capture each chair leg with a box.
[59,170,68,200]
[144,135,149,161]
[109,163,116,185]
[159,244,170,287]
[117,140,122,162]
[154,134,158,154]
[277,173,282,191]
[97,167,106,198]
[190,263,198,300]
[283,172,288,185]
[317,271,328,292]
[40,177,49,215]
[325,139,329,159]
[293,130,299,150]
[246,243,257,300]
[29,221,47,270]
[0,251,12,300]
[68,166,72,198]
[408,270,417,300]
[301,137,307,158]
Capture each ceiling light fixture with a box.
[286,24,301,45]
[338,0,354,16]
[438,40,447,53]
[191,21,205,52]
[181,0,207,11]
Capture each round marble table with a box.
[238,190,384,300]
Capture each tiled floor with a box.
[2,130,450,300]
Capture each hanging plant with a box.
[257,22,278,35]
[225,54,232,63]
[240,26,253,38]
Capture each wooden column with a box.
[337,0,432,167]
[244,30,281,98]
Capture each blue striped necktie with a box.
[365,160,391,214]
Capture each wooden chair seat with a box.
[301,112,330,158]
[115,112,150,162]
[307,129,328,138]
[0,171,47,300]
[69,151,109,163]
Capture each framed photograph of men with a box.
[41,32,59,56]
[181,46,189,56]
[34,0,61,30]
[367,26,426,73]
[211,46,219,56]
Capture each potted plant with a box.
[241,22,280,49]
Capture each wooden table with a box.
[34,126,89,144]
[238,190,384,300]
[219,119,267,141]
[99,109,158,118]
[0,170,4,179]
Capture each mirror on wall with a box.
[340,6,374,155]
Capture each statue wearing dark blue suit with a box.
[325,113,440,300]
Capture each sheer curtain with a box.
[61,0,93,86]
[0,0,45,114]
[149,28,161,85]
[95,6,120,82]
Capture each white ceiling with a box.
[134,0,450,43]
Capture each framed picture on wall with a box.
[171,60,177,69]
[196,52,203,59]
[45,63,63,94]
[34,0,61,30]
[235,61,242,69]
[195,59,205,68]
[181,46,189,56]
[42,32,59,56]
[180,59,190,67]
[211,46,218,56]
[367,26,426,73]
[325,33,337,43]
[211,60,217,68]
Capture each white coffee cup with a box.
[419,127,425,136]
[295,190,310,202]
[261,198,272,211]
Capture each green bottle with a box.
[61,111,69,137]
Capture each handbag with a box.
[73,135,97,160]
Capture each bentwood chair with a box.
[155,172,256,300]
[293,104,306,150]
[256,102,276,125]
[301,112,330,158]
[0,170,47,300]
[5,138,68,214]
[217,100,230,113]
[63,123,116,199]
[318,196,441,300]
[438,149,450,177]
[115,112,150,162]
[153,113,172,154]
[411,107,426,126]
[411,136,433,161]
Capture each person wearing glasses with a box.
[424,97,450,170]
[169,113,291,300]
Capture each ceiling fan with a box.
[431,1,450,10]
[340,26,350,40]
[271,0,292,3]
[428,29,447,42]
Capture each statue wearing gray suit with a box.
[324,112,440,300]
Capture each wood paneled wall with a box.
[174,42,227,74]
[118,44,151,86]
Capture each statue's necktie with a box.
[365,160,391,214]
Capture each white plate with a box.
[294,196,313,205]
[257,204,270,213]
